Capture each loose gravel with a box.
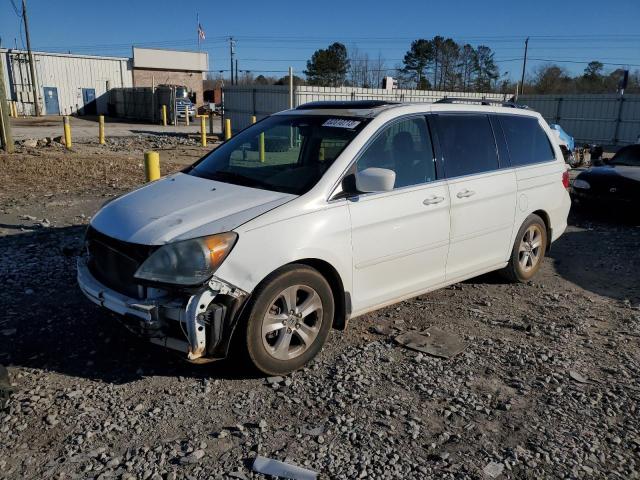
[0,145,639,479]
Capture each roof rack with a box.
[434,97,528,109]
[295,100,399,110]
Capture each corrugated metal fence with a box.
[223,86,640,147]
[518,94,640,146]
[223,85,507,131]
[222,86,290,130]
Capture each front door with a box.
[43,87,60,115]
[434,113,517,280]
[81,88,96,115]
[347,116,450,313]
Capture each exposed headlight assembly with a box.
[573,178,591,190]
[134,232,238,286]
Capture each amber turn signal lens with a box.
[204,232,238,268]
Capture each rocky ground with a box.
[0,136,216,236]
[0,139,639,479]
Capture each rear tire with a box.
[243,265,334,375]
[500,214,548,283]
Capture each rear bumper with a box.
[77,257,248,361]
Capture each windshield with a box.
[610,145,640,167]
[176,87,189,99]
[189,115,367,195]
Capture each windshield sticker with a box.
[323,118,361,129]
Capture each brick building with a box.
[132,47,209,105]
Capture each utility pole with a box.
[235,59,238,86]
[288,66,294,109]
[517,37,529,100]
[229,37,235,85]
[22,0,41,116]
[0,72,15,153]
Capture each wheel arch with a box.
[531,209,551,252]
[226,257,350,357]
[292,258,349,330]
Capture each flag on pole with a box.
[198,22,206,41]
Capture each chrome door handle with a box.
[456,189,476,199]
[423,196,445,205]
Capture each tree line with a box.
[522,62,640,95]
[206,40,639,95]
[397,38,499,91]
[302,38,500,92]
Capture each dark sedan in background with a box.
[572,144,640,208]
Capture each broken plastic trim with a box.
[77,257,247,361]
[184,276,247,361]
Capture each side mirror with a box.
[355,168,396,193]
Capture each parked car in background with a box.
[572,144,640,207]
[169,85,196,122]
[198,103,217,116]
[78,100,571,375]
[176,97,196,122]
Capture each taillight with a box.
[562,170,570,189]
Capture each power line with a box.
[528,58,640,68]
[28,32,640,53]
[8,0,22,16]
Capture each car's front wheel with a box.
[243,265,334,375]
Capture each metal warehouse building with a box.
[0,49,132,116]
[0,47,209,117]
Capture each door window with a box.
[499,115,556,166]
[438,114,499,178]
[356,116,436,188]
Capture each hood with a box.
[580,165,640,182]
[90,173,296,245]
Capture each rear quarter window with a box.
[499,115,556,166]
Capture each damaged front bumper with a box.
[77,257,248,362]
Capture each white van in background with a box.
[78,99,571,375]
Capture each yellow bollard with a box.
[63,116,72,150]
[259,132,265,163]
[13,101,18,117]
[185,109,189,126]
[98,115,105,145]
[161,105,167,127]
[224,118,231,140]
[200,116,207,147]
[251,115,256,124]
[144,151,160,182]
[319,147,325,162]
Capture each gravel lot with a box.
[1,138,639,479]
[9,116,222,142]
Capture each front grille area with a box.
[86,227,156,299]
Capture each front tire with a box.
[500,214,548,283]
[244,265,334,375]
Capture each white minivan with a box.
[78,100,571,374]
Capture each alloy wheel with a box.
[518,224,543,272]
[261,285,323,361]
